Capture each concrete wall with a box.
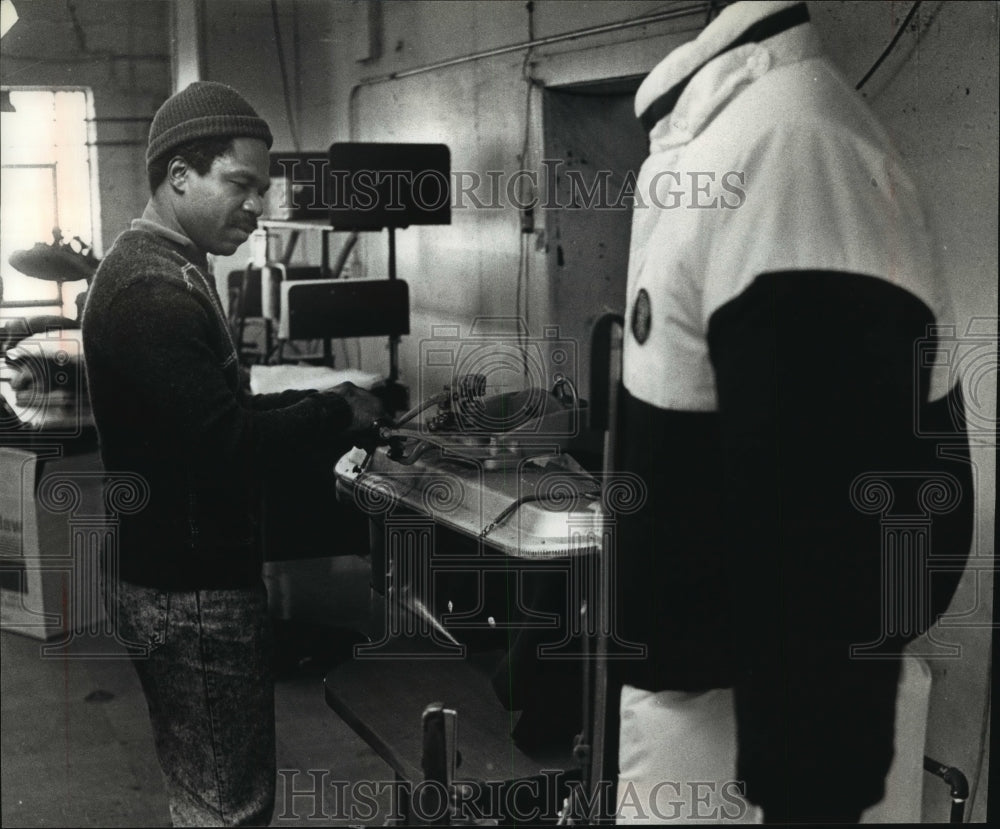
[344,2,702,390]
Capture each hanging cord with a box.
[516,0,536,380]
[270,0,302,151]
[855,1,922,91]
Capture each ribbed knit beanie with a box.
[146,81,273,170]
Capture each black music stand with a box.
[328,142,451,396]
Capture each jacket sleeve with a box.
[698,112,973,656]
[706,270,971,660]
[705,270,974,818]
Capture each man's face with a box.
[177,137,271,256]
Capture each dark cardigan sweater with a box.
[82,226,352,589]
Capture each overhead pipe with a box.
[354,2,712,88]
[348,2,711,143]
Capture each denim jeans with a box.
[115,580,276,827]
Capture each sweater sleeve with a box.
[247,387,320,411]
[100,279,352,475]
[233,365,326,412]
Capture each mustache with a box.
[233,215,258,233]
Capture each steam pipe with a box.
[923,756,969,823]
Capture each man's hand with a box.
[324,382,386,431]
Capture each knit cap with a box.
[146,81,273,170]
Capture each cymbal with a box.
[9,243,97,282]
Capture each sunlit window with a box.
[0,87,100,319]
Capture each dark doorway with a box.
[542,76,648,401]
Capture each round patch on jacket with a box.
[631,288,651,344]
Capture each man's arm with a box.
[246,386,318,411]
[99,280,363,473]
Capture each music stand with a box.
[328,142,451,385]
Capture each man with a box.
[82,81,383,826]
[614,1,974,822]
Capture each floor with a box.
[0,557,399,828]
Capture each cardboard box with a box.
[0,447,107,644]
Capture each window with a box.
[0,87,100,319]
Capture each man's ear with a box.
[166,156,190,193]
